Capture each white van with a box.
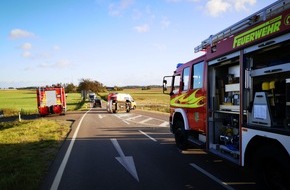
[117,93,137,110]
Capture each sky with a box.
[0,0,275,88]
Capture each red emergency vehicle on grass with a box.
[37,86,66,116]
[163,1,290,189]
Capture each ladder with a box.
[194,0,290,53]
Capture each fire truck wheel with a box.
[254,145,290,190]
[174,120,188,150]
[113,102,117,113]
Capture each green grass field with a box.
[0,89,84,116]
[0,88,170,116]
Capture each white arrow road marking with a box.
[98,114,105,119]
[111,139,139,182]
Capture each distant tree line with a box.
[65,78,107,93]
[10,81,161,92]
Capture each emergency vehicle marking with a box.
[233,15,282,48]
[285,14,290,25]
[170,90,205,108]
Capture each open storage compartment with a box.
[245,40,290,129]
[208,54,241,164]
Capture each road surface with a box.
[41,108,257,190]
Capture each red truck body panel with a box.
[37,87,66,116]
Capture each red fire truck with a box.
[163,1,290,189]
[37,86,66,116]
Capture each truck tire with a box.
[253,145,290,190]
[112,101,118,113]
[174,120,188,150]
[126,102,131,113]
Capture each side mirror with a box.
[163,79,167,92]
[163,76,173,94]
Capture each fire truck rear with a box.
[163,1,290,189]
[37,86,66,116]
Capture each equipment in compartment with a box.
[219,65,240,112]
[249,92,272,127]
[211,109,240,160]
[219,116,239,151]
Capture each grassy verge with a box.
[66,93,87,111]
[0,119,71,190]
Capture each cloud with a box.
[18,42,33,58]
[108,0,134,16]
[9,29,35,39]
[53,45,60,51]
[21,42,32,50]
[205,0,231,17]
[161,17,170,29]
[22,51,32,58]
[133,24,150,33]
[234,0,256,11]
[205,0,257,17]
[38,59,72,69]
[38,62,51,68]
[55,59,71,68]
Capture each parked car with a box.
[93,98,102,108]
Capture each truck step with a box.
[188,136,205,148]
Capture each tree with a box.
[65,83,77,93]
[78,78,106,93]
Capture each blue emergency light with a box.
[176,63,183,68]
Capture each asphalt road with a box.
[41,108,257,190]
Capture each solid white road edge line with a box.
[139,130,157,142]
[50,109,91,190]
[190,163,235,190]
